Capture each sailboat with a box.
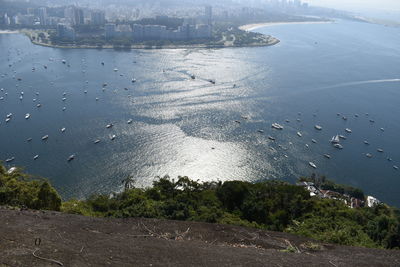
[330,135,340,144]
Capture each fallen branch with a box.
[32,248,63,266]
[329,261,338,267]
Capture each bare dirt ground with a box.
[1,206,399,266]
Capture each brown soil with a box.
[1,206,399,266]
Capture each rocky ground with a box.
[1,206,399,266]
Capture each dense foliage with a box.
[61,175,400,249]
[0,165,61,211]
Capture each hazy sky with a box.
[304,0,400,12]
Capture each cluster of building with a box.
[297,181,381,209]
[2,6,105,27]
[105,22,212,41]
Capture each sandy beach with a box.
[0,30,19,34]
[239,21,333,31]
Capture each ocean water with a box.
[1,20,399,205]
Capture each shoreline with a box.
[239,20,334,31]
[21,30,280,50]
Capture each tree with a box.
[122,175,135,191]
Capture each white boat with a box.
[25,113,30,119]
[345,128,352,133]
[297,132,302,137]
[364,140,370,145]
[113,68,118,72]
[61,128,66,132]
[5,118,10,123]
[330,135,340,144]
[19,95,23,100]
[311,139,317,144]
[268,136,275,141]
[394,166,399,170]
[62,97,67,101]
[314,125,322,130]
[62,107,66,111]
[366,153,373,158]
[67,154,75,161]
[0,97,4,100]
[309,162,317,169]
[33,155,39,160]
[377,148,384,153]
[380,128,385,132]
[6,113,12,118]
[37,103,42,108]
[84,90,88,94]
[106,123,113,129]
[271,123,284,130]
[127,119,133,124]
[5,157,15,163]
[132,78,136,83]
[94,139,101,144]
[42,135,49,140]
[62,59,66,64]
[334,144,343,149]
[257,130,264,133]
[324,154,331,159]
[110,135,116,140]
[339,135,347,140]
[27,138,33,142]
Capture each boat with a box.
[309,162,317,169]
[132,78,136,83]
[297,132,302,137]
[366,153,373,158]
[311,139,317,144]
[106,123,113,129]
[25,113,30,119]
[314,125,322,130]
[190,74,195,80]
[84,90,88,94]
[208,79,216,84]
[364,141,370,145]
[62,97,66,101]
[62,60,66,64]
[37,103,42,108]
[67,155,75,162]
[27,138,32,142]
[33,155,39,160]
[61,128,66,133]
[6,113,12,118]
[234,120,241,124]
[380,128,385,132]
[342,116,347,121]
[339,135,347,140]
[5,157,15,163]
[285,119,290,123]
[0,97,3,100]
[369,119,375,123]
[345,128,352,133]
[5,118,10,123]
[305,144,309,148]
[271,123,283,130]
[110,135,116,140]
[324,154,331,159]
[42,135,49,140]
[62,107,66,111]
[268,136,276,141]
[377,149,384,153]
[127,119,133,124]
[101,62,104,65]
[257,130,264,133]
[394,166,399,170]
[387,157,393,162]
[334,144,343,149]
[113,68,118,72]
[330,135,340,144]
[19,95,23,100]
[94,140,101,144]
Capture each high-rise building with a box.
[205,6,212,25]
[91,11,105,25]
[73,8,85,25]
[38,7,47,26]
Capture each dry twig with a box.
[32,248,63,266]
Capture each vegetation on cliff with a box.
[1,164,399,249]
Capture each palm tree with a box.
[122,175,135,191]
